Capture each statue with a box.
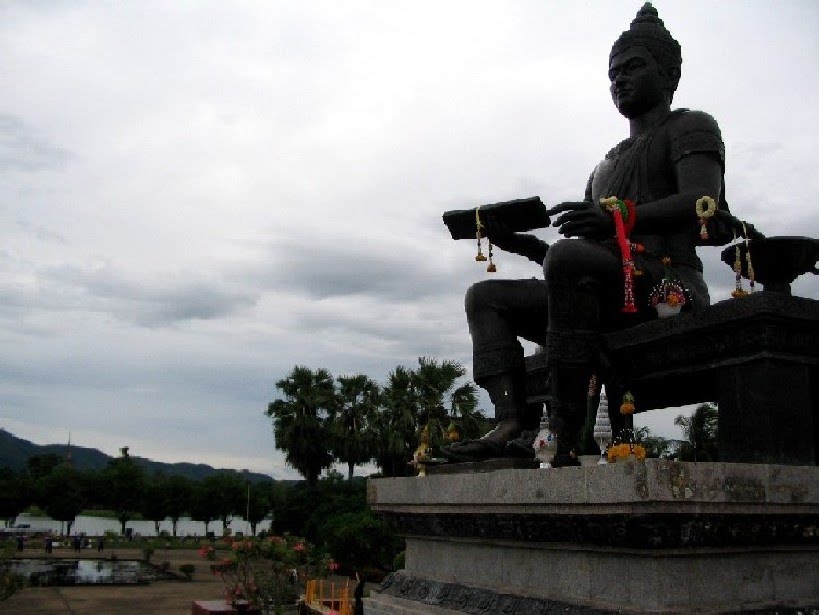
[443,2,744,467]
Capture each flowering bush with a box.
[200,534,330,612]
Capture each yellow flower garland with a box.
[695,195,717,240]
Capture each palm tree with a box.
[266,366,336,487]
[412,356,486,450]
[372,366,418,477]
[332,374,379,480]
[674,403,718,461]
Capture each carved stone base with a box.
[367,460,819,614]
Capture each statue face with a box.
[608,46,670,118]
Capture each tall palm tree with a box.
[332,374,379,480]
[412,357,486,450]
[372,366,418,477]
[266,366,336,487]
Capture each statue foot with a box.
[441,438,505,463]
[441,420,522,463]
[550,451,581,467]
[504,429,538,459]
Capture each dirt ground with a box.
[4,547,228,615]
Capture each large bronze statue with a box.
[443,3,735,467]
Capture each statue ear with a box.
[664,66,681,100]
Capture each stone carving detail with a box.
[384,512,818,549]
[378,571,609,615]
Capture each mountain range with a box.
[0,428,274,483]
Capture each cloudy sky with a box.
[2,1,817,479]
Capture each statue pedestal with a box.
[366,460,819,614]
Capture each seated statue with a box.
[443,2,740,467]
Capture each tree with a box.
[142,474,171,536]
[102,447,146,535]
[190,481,218,536]
[412,357,486,450]
[165,475,194,537]
[246,482,272,536]
[26,453,63,481]
[201,472,246,534]
[38,464,85,535]
[372,366,418,477]
[266,366,336,487]
[634,426,672,459]
[675,403,719,461]
[0,469,29,527]
[332,374,378,480]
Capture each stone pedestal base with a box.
[366,461,819,614]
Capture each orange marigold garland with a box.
[600,196,638,313]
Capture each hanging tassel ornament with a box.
[474,206,497,272]
[475,207,487,262]
[600,196,638,313]
[731,229,749,298]
[695,195,717,241]
[743,222,755,293]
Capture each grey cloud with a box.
[42,264,258,327]
[260,238,459,302]
[0,114,71,172]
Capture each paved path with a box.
[5,548,226,614]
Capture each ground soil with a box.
[4,547,227,614]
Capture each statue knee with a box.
[543,239,584,282]
[464,280,497,316]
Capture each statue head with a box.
[609,3,682,117]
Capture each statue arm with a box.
[631,152,722,234]
[485,216,549,264]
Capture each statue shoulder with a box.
[665,109,725,164]
[667,108,722,137]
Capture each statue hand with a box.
[547,201,614,239]
[484,214,517,251]
[715,210,765,241]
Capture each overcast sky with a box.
[2,1,817,479]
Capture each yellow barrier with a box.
[304,578,352,615]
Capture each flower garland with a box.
[600,196,638,313]
[474,207,496,273]
[607,442,647,462]
[605,391,646,462]
[648,257,689,310]
[695,195,717,241]
[729,221,756,298]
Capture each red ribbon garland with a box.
[603,198,637,313]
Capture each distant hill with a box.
[0,428,276,483]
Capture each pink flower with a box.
[293,543,305,552]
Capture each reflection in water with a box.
[11,559,158,585]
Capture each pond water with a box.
[10,559,159,585]
[12,513,272,538]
